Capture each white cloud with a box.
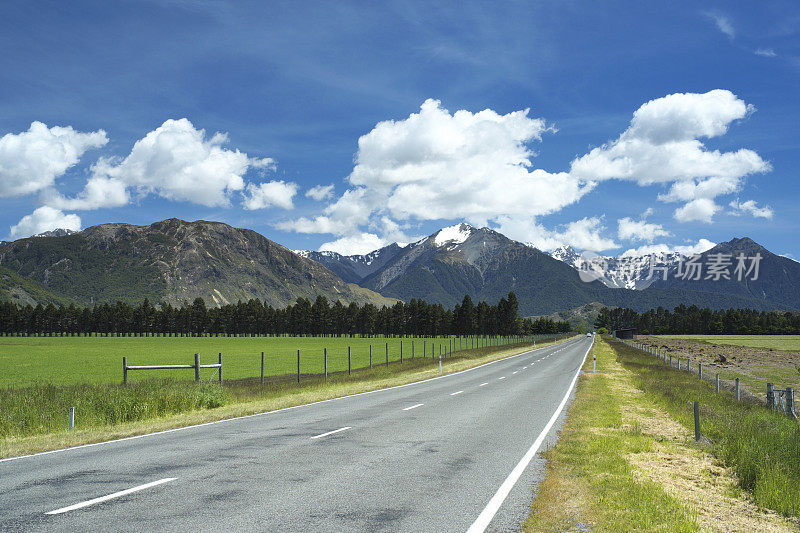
[570,90,769,223]
[306,184,334,201]
[708,13,735,39]
[0,121,107,198]
[729,198,774,219]
[617,210,671,242]
[46,176,129,210]
[319,232,388,256]
[243,180,298,210]
[9,206,81,239]
[620,238,716,258]
[755,48,777,57]
[674,198,719,223]
[497,215,618,253]
[617,218,670,242]
[281,99,591,243]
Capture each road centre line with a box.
[403,403,424,411]
[310,427,351,439]
[466,342,592,533]
[479,383,488,387]
[450,390,464,396]
[46,478,176,515]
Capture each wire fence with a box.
[615,336,797,419]
[122,333,570,385]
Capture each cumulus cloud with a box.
[9,206,81,239]
[617,209,671,242]
[620,238,716,258]
[674,198,719,223]
[496,215,618,252]
[306,184,334,201]
[243,180,298,210]
[47,118,280,212]
[729,198,774,218]
[0,121,107,198]
[281,99,592,247]
[570,90,770,223]
[319,232,388,256]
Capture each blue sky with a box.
[0,1,798,257]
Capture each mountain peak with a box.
[433,223,476,247]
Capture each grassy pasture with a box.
[0,334,522,387]
[657,334,800,352]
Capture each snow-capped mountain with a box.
[294,243,407,284]
[547,245,689,290]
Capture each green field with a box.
[656,334,800,352]
[0,335,531,387]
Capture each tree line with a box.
[0,292,571,336]
[594,304,800,335]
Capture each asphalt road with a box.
[1,335,592,532]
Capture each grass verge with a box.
[525,337,796,532]
[0,339,559,459]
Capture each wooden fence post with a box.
[385,343,389,367]
[693,401,701,441]
[218,353,223,383]
[297,350,300,383]
[767,383,775,408]
[400,341,403,363]
[715,373,719,393]
[324,348,328,379]
[369,345,372,368]
[348,346,351,375]
[260,352,265,384]
[194,353,200,382]
[123,356,128,385]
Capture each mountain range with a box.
[0,219,797,315]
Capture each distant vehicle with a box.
[587,333,592,337]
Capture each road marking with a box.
[46,478,176,515]
[512,371,518,374]
[498,376,506,380]
[0,337,584,464]
[466,342,592,533]
[310,426,351,439]
[403,403,424,411]
[450,390,464,396]
[479,382,488,387]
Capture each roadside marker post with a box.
[369,345,372,368]
[715,373,719,393]
[297,350,300,383]
[261,352,265,384]
[693,401,701,441]
[735,378,740,401]
[324,348,327,379]
[348,347,351,375]
[69,407,75,430]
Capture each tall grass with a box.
[609,337,800,517]
[0,380,230,438]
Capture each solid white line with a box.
[403,403,424,411]
[479,383,488,387]
[450,390,464,396]
[0,337,582,464]
[310,426,352,439]
[466,342,591,533]
[46,478,175,515]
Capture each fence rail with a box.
[123,353,222,384]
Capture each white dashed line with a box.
[498,376,506,380]
[479,382,488,387]
[450,390,464,396]
[403,403,424,411]
[46,478,176,515]
[311,427,352,439]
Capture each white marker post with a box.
[592,335,596,373]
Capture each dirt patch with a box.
[629,446,796,532]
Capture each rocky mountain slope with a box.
[0,219,394,308]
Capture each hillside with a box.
[0,219,395,308]
[0,265,73,306]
